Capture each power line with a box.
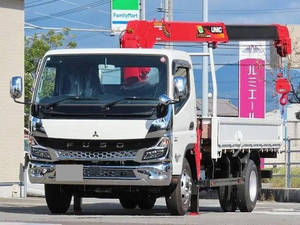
[26,0,51,6]
[58,0,110,15]
[32,12,107,29]
[27,0,110,23]
[25,23,111,33]
[172,7,300,15]
[75,33,103,41]
[26,0,59,8]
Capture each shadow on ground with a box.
[0,201,222,216]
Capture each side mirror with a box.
[174,76,187,100]
[157,94,172,118]
[10,76,23,99]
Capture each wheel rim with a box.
[180,169,192,205]
[249,170,257,202]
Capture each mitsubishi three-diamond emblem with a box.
[92,131,99,138]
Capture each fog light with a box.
[41,168,49,175]
[31,147,51,160]
[143,148,167,160]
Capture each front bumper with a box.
[28,161,172,186]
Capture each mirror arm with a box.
[162,99,178,106]
[13,98,32,105]
[170,98,181,104]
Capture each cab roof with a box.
[45,48,191,62]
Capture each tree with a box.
[24,28,77,127]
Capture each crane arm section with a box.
[121,20,229,48]
[121,20,291,57]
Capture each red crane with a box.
[121,20,291,57]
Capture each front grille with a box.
[56,150,137,161]
[35,137,159,151]
[83,167,135,178]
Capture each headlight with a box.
[31,147,51,160]
[143,148,167,160]
[142,137,170,160]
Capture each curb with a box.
[260,188,300,202]
[199,188,300,203]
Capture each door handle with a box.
[189,122,194,130]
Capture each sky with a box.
[25,0,300,110]
[25,0,300,48]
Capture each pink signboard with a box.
[239,58,266,118]
[239,41,266,169]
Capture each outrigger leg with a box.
[189,183,200,215]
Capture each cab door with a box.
[171,60,197,175]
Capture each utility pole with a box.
[164,0,173,48]
[140,0,145,20]
[168,0,173,21]
[202,0,209,117]
[164,0,169,21]
[162,0,173,22]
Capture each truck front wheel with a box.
[237,159,259,212]
[138,195,156,210]
[45,184,72,214]
[166,158,192,215]
[119,196,138,209]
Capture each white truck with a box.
[10,20,291,215]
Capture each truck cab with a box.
[24,48,197,214]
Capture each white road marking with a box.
[272,208,295,212]
[0,223,61,225]
[254,211,300,216]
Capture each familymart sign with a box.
[111,0,140,34]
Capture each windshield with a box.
[34,54,168,118]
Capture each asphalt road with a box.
[0,197,300,225]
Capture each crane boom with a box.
[121,20,291,57]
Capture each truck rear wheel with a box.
[237,159,259,212]
[218,185,237,212]
[45,184,72,214]
[138,195,156,210]
[165,158,192,215]
[119,196,138,209]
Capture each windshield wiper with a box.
[45,96,100,108]
[102,96,157,110]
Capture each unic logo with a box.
[210,26,223,34]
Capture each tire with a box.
[138,196,156,210]
[45,184,72,214]
[119,196,138,209]
[237,159,259,212]
[166,158,192,215]
[218,185,237,212]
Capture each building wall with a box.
[0,0,24,197]
[287,25,300,69]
